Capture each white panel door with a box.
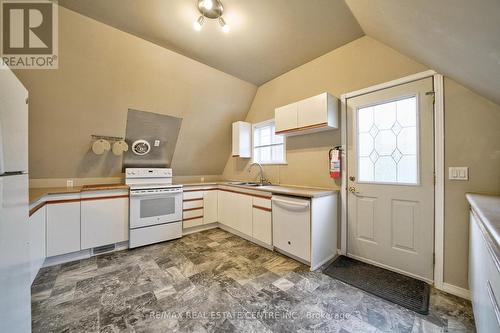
[347,77,435,282]
[275,103,298,133]
[81,196,129,249]
[46,201,81,257]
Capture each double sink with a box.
[228,181,272,187]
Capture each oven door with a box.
[129,190,182,228]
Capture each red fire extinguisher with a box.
[329,147,342,179]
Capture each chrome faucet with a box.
[248,162,270,185]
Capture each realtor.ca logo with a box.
[1,0,58,69]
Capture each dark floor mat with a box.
[324,255,430,315]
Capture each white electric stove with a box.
[125,168,183,248]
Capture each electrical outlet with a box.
[448,167,469,180]
[66,179,74,188]
[154,140,160,147]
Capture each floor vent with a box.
[92,244,116,255]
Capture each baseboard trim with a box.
[43,249,91,267]
[43,241,129,268]
[182,222,218,235]
[441,283,471,300]
[218,223,273,250]
[311,253,338,271]
[274,247,310,267]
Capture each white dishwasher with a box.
[272,195,311,263]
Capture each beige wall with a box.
[444,78,500,288]
[223,36,500,290]
[17,6,500,291]
[15,7,257,179]
[223,36,427,187]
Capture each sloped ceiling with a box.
[58,0,364,86]
[345,0,500,105]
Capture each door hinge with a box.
[426,91,435,104]
[433,253,435,265]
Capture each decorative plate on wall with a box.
[131,139,151,156]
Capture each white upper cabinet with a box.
[232,121,252,158]
[275,92,338,135]
[275,103,298,133]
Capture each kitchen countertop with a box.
[183,181,338,198]
[29,184,129,205]
[466,193,500,270]
[30,181,338,205]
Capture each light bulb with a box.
[219,17,229,33]
[202,0,213,10]
[193,16,204,31]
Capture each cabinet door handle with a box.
[487,280,500,326]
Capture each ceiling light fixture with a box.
[193,15,204,31]
[193,0,229,33]
[201,0,213,11]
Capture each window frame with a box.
[355,94,421,186]
[252,119,287,165]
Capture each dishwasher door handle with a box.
[272,197,310,209]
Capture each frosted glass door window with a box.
[357,96,418,184]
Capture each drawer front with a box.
[183,191,204,200]
[253,197,271,209]
[183,209,203,220]
[183,200,204,210]
[183,218,203,229]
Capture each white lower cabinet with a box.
[183,190,204,229]
[46,198,81,257]
[81,191,129,249]
[252,197,272,246]
[29,205,46,284]
[218,189,261,240]
[232,193,253,236]
[217,190,232,228]
[203,190,218,224]
[469,211,500,333]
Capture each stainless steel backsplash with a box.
[122,109,182,170]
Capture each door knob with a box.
[349,186,361,195]
[349,176,356,181]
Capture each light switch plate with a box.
[448,167,469,180]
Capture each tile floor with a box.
[31,228,476,332]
